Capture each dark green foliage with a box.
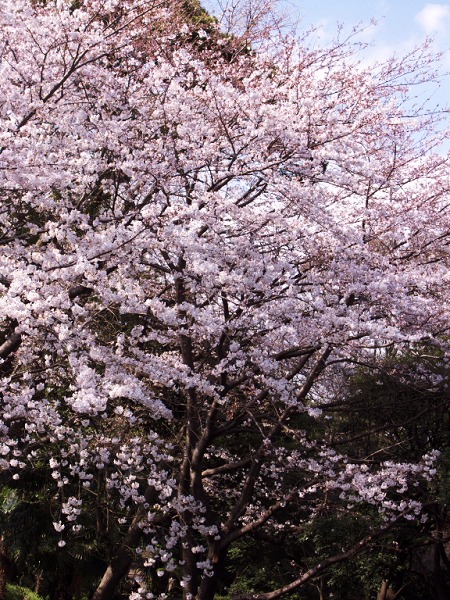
[181,0,218,30]
[316,347,450,600]
[336,353,450,462]
[6,584,45,600]
[207,347,450,599]
[0,474,111,600]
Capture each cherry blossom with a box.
[0,1,449,599]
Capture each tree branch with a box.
[230,511,411,600]
[0,333,21,359]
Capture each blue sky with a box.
[285,0,450,35]
[283,1,450,57]
[204,1,450,48]
[204,1,450,111]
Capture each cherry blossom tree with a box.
[0,1,450,598]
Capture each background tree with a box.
[316,348,450,600]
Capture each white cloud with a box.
[415,3,450,34]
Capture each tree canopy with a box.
[0,1,450,599]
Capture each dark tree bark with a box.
[91,486,158,600]
[0,538,7,600]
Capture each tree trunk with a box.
[35,572,43,596]
[91,486,158,600]
[0,537,9,600]
[377,580,396,600]
[377,581,389,600]
[91,520,144,600]
[318,576,326,600]
[196,549,226,600]
[91,560,129,600]
[432,540,450,600]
